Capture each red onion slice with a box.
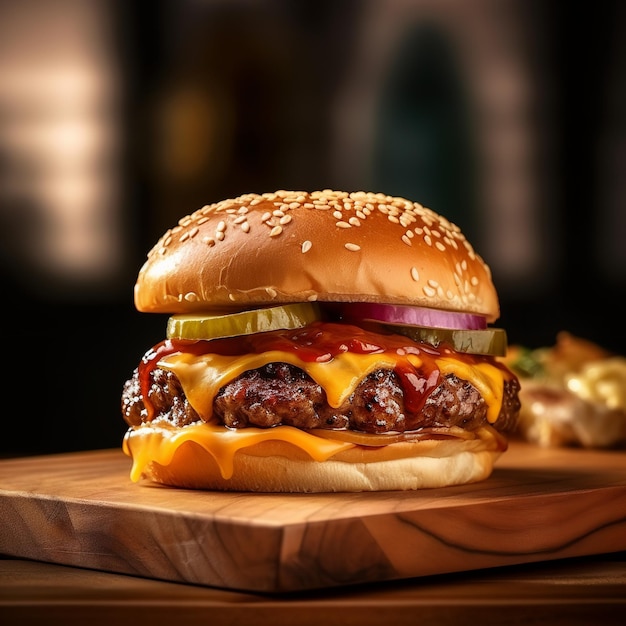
[335,303,487,330]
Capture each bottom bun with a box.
[124,424,507,492]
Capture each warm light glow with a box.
[0,0,122,290]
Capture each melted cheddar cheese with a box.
[158,349,506,425]
[123,422,355,481]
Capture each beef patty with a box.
[122,361,520,435]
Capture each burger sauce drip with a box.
[137,322,485,421]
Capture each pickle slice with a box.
[167,303,321,341]
[381,323,508,356]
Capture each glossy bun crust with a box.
[135,190,500,322]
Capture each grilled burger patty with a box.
[122,362,520,435]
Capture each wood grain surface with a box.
[1,442,625,592]
[2,553,626,626]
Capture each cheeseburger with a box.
[121,189,521,492]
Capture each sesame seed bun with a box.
[134,190,500,322]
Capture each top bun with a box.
[134,190,500,322]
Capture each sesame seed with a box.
[307,294,318,301]
[266,287,277,298]
[184,292,198,302]
[146,192,489,306]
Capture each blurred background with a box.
[0,0,624,456]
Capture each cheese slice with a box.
[124,422,355,481]
[159,350,399,420]
[159,348,506,425]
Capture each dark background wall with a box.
[0,0,624,456]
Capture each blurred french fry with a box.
[504,333,626,449]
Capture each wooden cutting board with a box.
[1,441,626,593]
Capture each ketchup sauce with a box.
[138,322,493,420]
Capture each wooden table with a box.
[2,441,626,624]
[1,551,625,625]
